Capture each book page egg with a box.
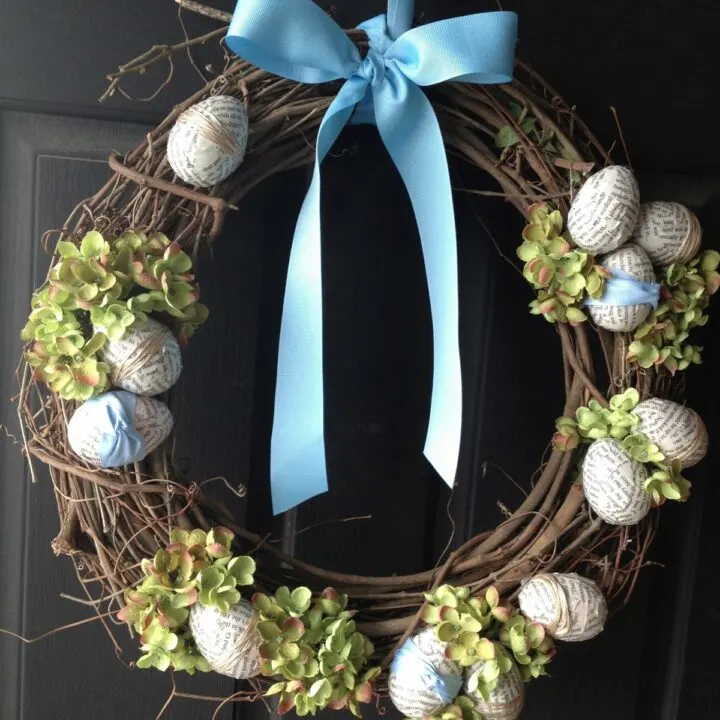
[634,398,708,468]
[99,318,182,396]
[567,165,640,253]
[587,243,657,332]
[631,201,702,267]
[582,438,651,526]
[167,95,249,188]
[463,659,525,720]
[389,627,462,717]
[189,600,261,679]
[68,391,173,467]
[518,573,607,642]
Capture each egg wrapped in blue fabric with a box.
[67,390,173,467]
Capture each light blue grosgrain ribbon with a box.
[585,268,661,309]
[80,391,146,468]
[391,635,463,704]
[226,0,518,514]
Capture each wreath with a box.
[12,1,718,719]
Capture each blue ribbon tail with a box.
[270,79,369,515]
[373,70,463,487]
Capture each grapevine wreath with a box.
[14,0,719,718]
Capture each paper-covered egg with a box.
[567,165,640,253]
[67,391,173,467]
[189,599,261,679]
[167,95,249,188]
[463,659,524,720]
[389,627,462,717]
[631,201,702,267]
[99,318,182,396]
[518,573,607,642]
[634,398,708,468]
[582,438,651,525]
[587,243,658,332]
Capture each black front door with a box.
[1,2,719,719]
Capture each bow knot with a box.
[353,15,394,87]
[357,47,387,87]
[226,0,518,514]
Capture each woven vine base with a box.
[19,26,664,693]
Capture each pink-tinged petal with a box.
[117,607,131,623]
[328,697,348,711]
[283,617,305,635]
[206,543,228,556]
[286,681,304,693]
[163,241,182,259]
[354,682,373,704]
[438,606,458,622]
[75,370,100,387]
[538,266,552,285]
[277,697,295,715]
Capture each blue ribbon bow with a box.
[80,391,146,468]
[227,0,518,514]
[585,268,661,309]
[391,635,463,704]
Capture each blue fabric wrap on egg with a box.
[390,635,463,706]
[84,391,147,467]
[585,268,660,309]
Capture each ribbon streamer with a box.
[585,268,661,309]
[227,0,518,514]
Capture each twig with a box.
[175,0,232,23]
[99,27,227,103]
[610,106,633,171]
[0,610,115,644]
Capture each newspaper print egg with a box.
[189,600,261,679]
[99,318,182,396]
[582,438,651,526]
[167,95,249,188]
[634,398,708,468]
[567,165,640,253]
[68,392,173,467]
[518,573,607,642]
[631,201,702,267]
[388,627,461,717]
[587,243,657,332]
[463,659,525,720]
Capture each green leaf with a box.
[258,621,282,641]
[80,231,107,258]
[495,125,520,148]
[57,241,80,259]
[291,587,313,614]
[485,587,499,609]
[81,333,107,357]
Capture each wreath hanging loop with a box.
[13,0,719,718]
